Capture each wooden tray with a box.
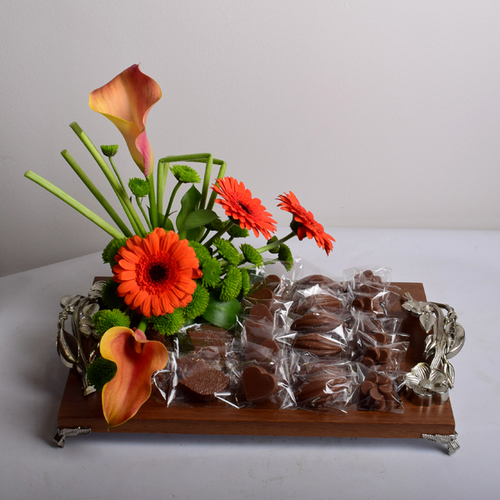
[56,283,456,440]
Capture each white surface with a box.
[0,227,498,499]
[2,1,500,277]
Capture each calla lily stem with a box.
[61,150,133,237]
[24,171,124,239]
[70,122,147,237]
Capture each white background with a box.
[1,1,500,277]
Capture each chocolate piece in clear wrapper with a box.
[357,371,402,412]
[177,357,229,402]
[292,332,343,357]
[291,312,343,334]
[291,293,344,316]
[242,365,279,402]
[187,324,232,358]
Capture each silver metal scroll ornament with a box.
[402,293,465,407]
[56,280,106,395]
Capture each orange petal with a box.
[100,327,168,427]
[89,64,162,177]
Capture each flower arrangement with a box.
[25,64,334,427]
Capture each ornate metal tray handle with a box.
[56,281,106,395]
[402,293,465,407]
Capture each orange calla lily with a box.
[100,326,168,427]
[89,64,162,177]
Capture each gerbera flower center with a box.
[136,254,179,294]
[149,264,168,283]
[238,201,251,214]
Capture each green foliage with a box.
[150,309,185,336]
[220,266,242,301]
[170,164,201,183]
[100,145,119,158]
[278,243,294,271]
[240,268,250,296]
[92,309,131,338]
[240,243,263,266]
[202,293,242,330]
[128,177,150,197]
[201,258,222,287]
[227,225,249,238]
[101,280,125,309]
[189,241,211,265]
[102,237,128,266]
[87,357,117,391]
[213,238,240,266]
[266,236,280,254]
[182,284,210,319]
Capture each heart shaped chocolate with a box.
[242,365,278,402]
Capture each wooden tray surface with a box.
[57,282,456,439]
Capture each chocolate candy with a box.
[358,371,399,411]
[291,312,343,334]
[361,345,394,369]
[242,365,279,401]
[292,293,343,316]
[188,325,231,357]
[178,359,229,401]
[293,333,342,357]
[295,373,348,406]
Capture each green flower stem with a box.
[200,154,213,210]
[204,220,235,247]
[156,160,169,223]
[61,150,133,238]
[256,231,296,253]
[147,174,158,228]
[163,180,182,228]
[136,196,153,231]
[24,171,124,239]
[137,317,148,332]
[109,156,126,193]
[70,122,146,237]
[157,153,215,209]
[206,159,227,210]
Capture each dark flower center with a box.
[149,264,168,283]
[238,201,251,214]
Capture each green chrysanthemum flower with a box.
[101,279,125,309]
[201,258,222,287]
[213,238,240,266]
[100,145,119,158]
[102,237,128,266]
[92,309,131,338]
[182,284,210,319]
[278,243,294,271]
[240,268,251,296]
[150,309,185,336]
[189,241,211,266]
[128,177,150,197]
[228,225,249,239]
[87,357,117,392]
[220,266,242,301]
[240,243,263,267]
[170,164,201,183]
[206,218,225,232]
[266,236,280,254]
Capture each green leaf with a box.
[176,185,201,232]
[163,218,174,232]
[202,294,242,330]
[181,209,218,232]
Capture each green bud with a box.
[100,145,119,158]
[128,177,150,197]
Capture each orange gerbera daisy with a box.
[212,177,277,239]
[112,228,202,317]
[277,191,335,255]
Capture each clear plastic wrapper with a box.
[291,362,359,413]
[355,367,404,413]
